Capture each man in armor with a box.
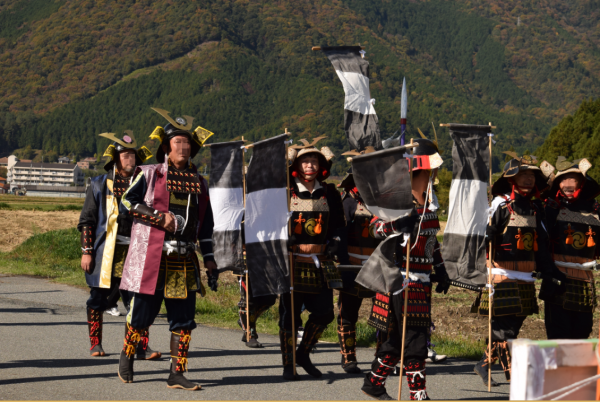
[361,139,450,401]
[336,169,377,374]
[541,156,600,339]
[78,131,159,359]
[280,137,346,381]
[472,153,559,387]
[117,108,216,390]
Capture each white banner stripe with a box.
[209,187,244,231]
[335,70,376,116]
[245,187,289,243]
[445,179,488,236]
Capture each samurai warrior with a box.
[361,139,450,401]
[336,169,378,374]
[117,108,217,390]
[280,137,346,381]
[472,153,558,387]
[541,156,600,339]
[78,131,159,359]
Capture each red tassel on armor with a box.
[587,226,596,248]
[294,213,305,234]
[565,224,574,245]
[515,228,524,250]
[533,230,538,252]
[314,213,323,235]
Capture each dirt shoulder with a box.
[0,210,80,252]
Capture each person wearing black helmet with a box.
[78,131,158,359]
[117,108,216,390]
[471,153,558,387]
[541,156,600,339]
[279,136,346,381]
[361,138,450,401]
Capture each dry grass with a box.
[0,210,80,252]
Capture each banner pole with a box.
[241,136,251,345]
[487,123,494,393]
[398,138,414,401]
[284,128,297,376]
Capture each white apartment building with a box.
[7,156,84,188]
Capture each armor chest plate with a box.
[495,213,537,262]
[290,196,330,246]
[551,208,600,260]
[113,175,130,198]
[166,192,198,242]
[167,166,202,194]
[348,204,380,250]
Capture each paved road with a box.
[0,274,510,400]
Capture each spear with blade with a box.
[400,77,408,146]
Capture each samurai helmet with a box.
[491,152,551,196]
[546,156,600,201]
[100,131,153,172]
[337,167,355,190]
[149,107,214,163]
[288,136,335,181]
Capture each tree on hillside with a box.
[536,98,600,182]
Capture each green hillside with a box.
[1,0,599,175]
[536,98,600,182]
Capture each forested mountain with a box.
[0,0,598,175]
[536,98,600,182]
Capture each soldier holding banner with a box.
[471,153,558,387]
[359,139,450,401]
[279,137,346,381]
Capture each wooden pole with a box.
[398,138,414,401]
[487,123,494,393]
[284,127,297,376]
[241,136,251,345]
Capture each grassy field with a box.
[0,194,84,211]
[2,227,597,360]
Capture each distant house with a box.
[77,161,90,170]
[58,156,71,163]
[82,157,97,163]
[0,157,8,167]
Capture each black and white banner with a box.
[209,141,245,274]
[351,146,414,294]
[322,46,381,152]
[442,124,490,289]
[351,146,413,221]
[245,133,290,297]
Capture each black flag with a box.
[322,46,381,151]
[441,124,491,289]
[208,141,245,273]
[351,146,414,294]
[245,134,290,297]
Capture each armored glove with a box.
[535,268,567,300]
[325,237,341,261]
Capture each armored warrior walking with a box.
[361,139,450,401]
[472,153,558,387]
[77,131,159,359]
[541,156,600,339]
[280,137,346,381]
[336,169,378,374]
[117,108,216,390]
